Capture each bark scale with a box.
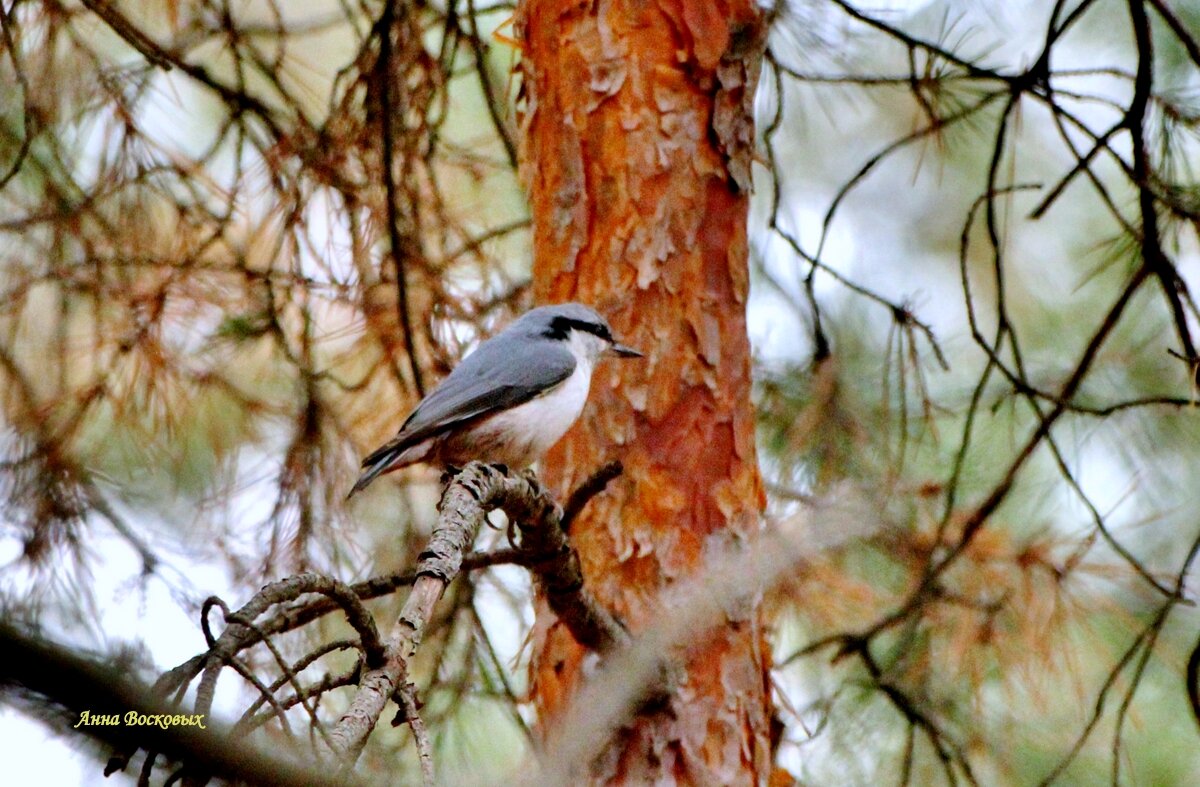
[516,0,772,782]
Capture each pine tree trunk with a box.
[516,1,772,782]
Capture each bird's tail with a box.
[346,439,429,498]
[346,460,391,499]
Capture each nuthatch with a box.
[349,303,641,495]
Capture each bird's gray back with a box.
[391,329,577,447]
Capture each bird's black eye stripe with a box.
[546,316,612,342]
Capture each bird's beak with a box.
[609,342,644,358]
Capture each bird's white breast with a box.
[477,354,593,460]
[458,329,603,467]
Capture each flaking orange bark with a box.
[517,0,771,782]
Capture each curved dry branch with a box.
[328,461,626,761]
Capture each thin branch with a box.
[0,0,34,189]
[825,0,1005,79]
[560,460,624,533]
[1147,0,1200,70]
[78,0,178,70]
[376,0,426,398]
[397,681,434,787]
[1128,0,1199,368]
[465,0,518,168]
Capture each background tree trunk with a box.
[516,1,773,782]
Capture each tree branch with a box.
[0,622,365,787]
[327,462,627,761]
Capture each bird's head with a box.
[518,303,643,364]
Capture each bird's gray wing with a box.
[360,337,576,469]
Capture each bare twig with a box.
[397,681,434,787]
[560,460,624,533]
[78,0,178,70]
[376,0,426,398]
[193,573,386,737]
[0,0,34,189]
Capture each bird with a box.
[348,303,642,496]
